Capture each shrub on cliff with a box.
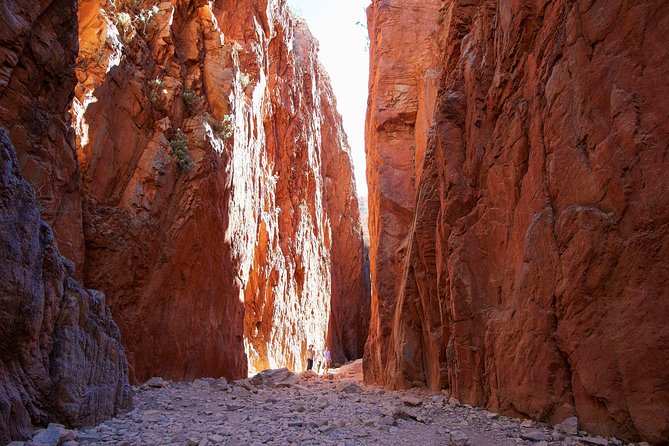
[169,129,193,172]
[182,89,202,113]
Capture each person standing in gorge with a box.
[324,346,332,372]
[306,344,315,371]
[315,349,323,374]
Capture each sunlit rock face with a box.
[72,0,368,381]
[364,0,669,443]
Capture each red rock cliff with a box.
[0,0,85,271]
[364,0,669,443]
[71,0,368,381]
[0,2,131,441]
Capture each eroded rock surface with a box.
[0,0,84,271]
[364,0,669,443]
[0,129,131,442]
[71,0,368,382]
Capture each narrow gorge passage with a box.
[1,0,668,445]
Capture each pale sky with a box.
[286,0,370,197]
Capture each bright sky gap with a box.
[286,0,371,197]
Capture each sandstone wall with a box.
[0,0,85,271]
[364,0,442,387]
[364,0,669,443]
[71,0,368,381]
[0,2,131,441]
[0,129,132,442]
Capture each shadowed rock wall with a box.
[0,0,84,271]
[0,129,131,442]
[0,1,131,441]
[364,0,669,443]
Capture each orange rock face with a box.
[364,0,442,388]
[364,0,669,443]
[70,0,368,381]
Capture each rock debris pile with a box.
[15,362,644,446]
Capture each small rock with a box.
[520,419,535,428]
[486,412,500,420]
[318,425,334,433]
[141,410,164,423]
[75,432,101,442]
[32,424,73,446]
[555,416,579,435]
[431,395,446,406]
[448,430,469,446]
[582,437,609,446]
[339,382,362,394]
[551,430,566,441]
[402,396,422,407]
[210,378,228,391]
[145,377,168,388]
[379,416,396,426]
[250,368,299,388]
[234,378,257,392]
[299,370,318,380]
[520,428,550,442]
[392,408,417,421]
[208,434,225,444]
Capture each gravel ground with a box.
[21,361,639,446]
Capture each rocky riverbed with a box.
[15,361,645,446]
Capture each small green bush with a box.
[182,89,201,111]
[147,77,162,105]
[169,129,193,171]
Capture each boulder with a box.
[250,369,299,388]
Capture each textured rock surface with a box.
[71,0,368,381]
[0,129,132,442]
[364,0,669,444]
[0,0,84,271]
[364,0,442,388]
